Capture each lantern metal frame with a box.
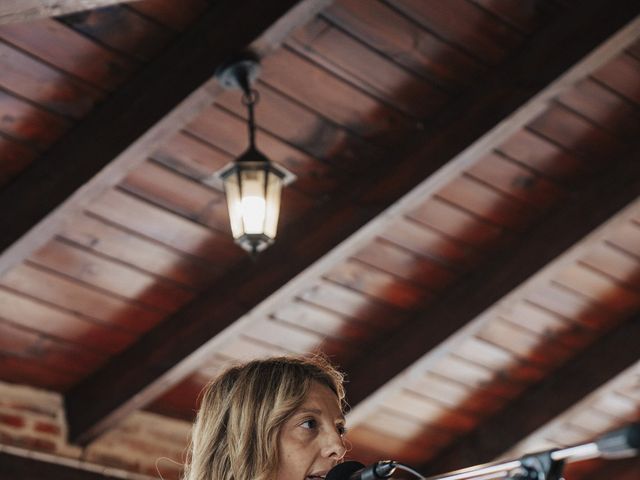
[211,54,296,255]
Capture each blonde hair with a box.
[182,355,346,480]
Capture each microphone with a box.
[595,422,640,459]
[326,461,397,480]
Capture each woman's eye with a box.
[337,424,347,436]
[301,419,317,429]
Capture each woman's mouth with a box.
[306,473,327,480]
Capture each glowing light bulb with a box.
[241,195,266,233]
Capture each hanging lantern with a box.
[214,56,295,255]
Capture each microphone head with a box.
[326,461,366,480]
[596,423,640,459]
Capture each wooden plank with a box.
[554,263,640,315]
[217,335,288,362]
[502,301,597,349]
[346,424,438,464]
[150,131,229,181]
[608,221,640,258]
[0,19,138,90]
[593,53,640,106]
[429,355,527,399]
[408,372,507,415]
[437,175,538,231]
[0,318,105,376]
[477,318,572,367]
[121,160,231,234]
[0,263,164,332]
[324,260,433,310]
[259,47,415,148]
[0,91,71,151]
[0,354,77,390]
[592,392,640,420]
[455,336,546,382]
[323,0,485,89]
[525,283,614,330]
[383,389,478,433]
[286,16,448,118]
[244,319,351,360]
[385,0,524,65]
[87,189,241,266]
[185,104,343,195]
[271,300,374,342]
[0,0,332,279]
[421,313,640,473]
[408,197,506,250]
[567,409,619,433]
[380,218,480,270]
[59,5,174,62]
[0,287,136,354]
[470,0,554,34]
[298,280,407,328]
[213,81,383,173]
[0,42,104,118]
[345,151,640,416]
[364,408,456,446]
[582,243,640,289]
[529,103,625,162]
[352,239,457,291]
[128,0,208,31]
[558,78,640,140]
[497,129,584,181]
[0,1,141,25]
[59,213,215,289]
[30,238,195,311]
[467,153,564,208]
[63,0,640,444]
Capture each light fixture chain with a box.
[242,89,260,149]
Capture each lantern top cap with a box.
[235,145,270,164]
[208,156,297,189]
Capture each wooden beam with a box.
[343,146,640,417]
[420,315,640,474]
[63,0,640,444]
[0,1,140,24]
[335,7,640,408]
[0,447,154,480]
[0,0,330,278]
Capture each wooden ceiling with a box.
[0,0,639,478]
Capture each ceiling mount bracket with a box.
[216,54,261,95]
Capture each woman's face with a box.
[275,381,347,480]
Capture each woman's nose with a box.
[322,430,347,460]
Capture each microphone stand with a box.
[422,423,639,480]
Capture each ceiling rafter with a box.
[420,314,640,474]
[344,145,640,414]
[62,0,640,446]
[0,0,142,24]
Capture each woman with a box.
[183,356,348,480]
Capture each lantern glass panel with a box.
[223,171,244,239]
[264,170,282,238]
[239,168,267,235]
